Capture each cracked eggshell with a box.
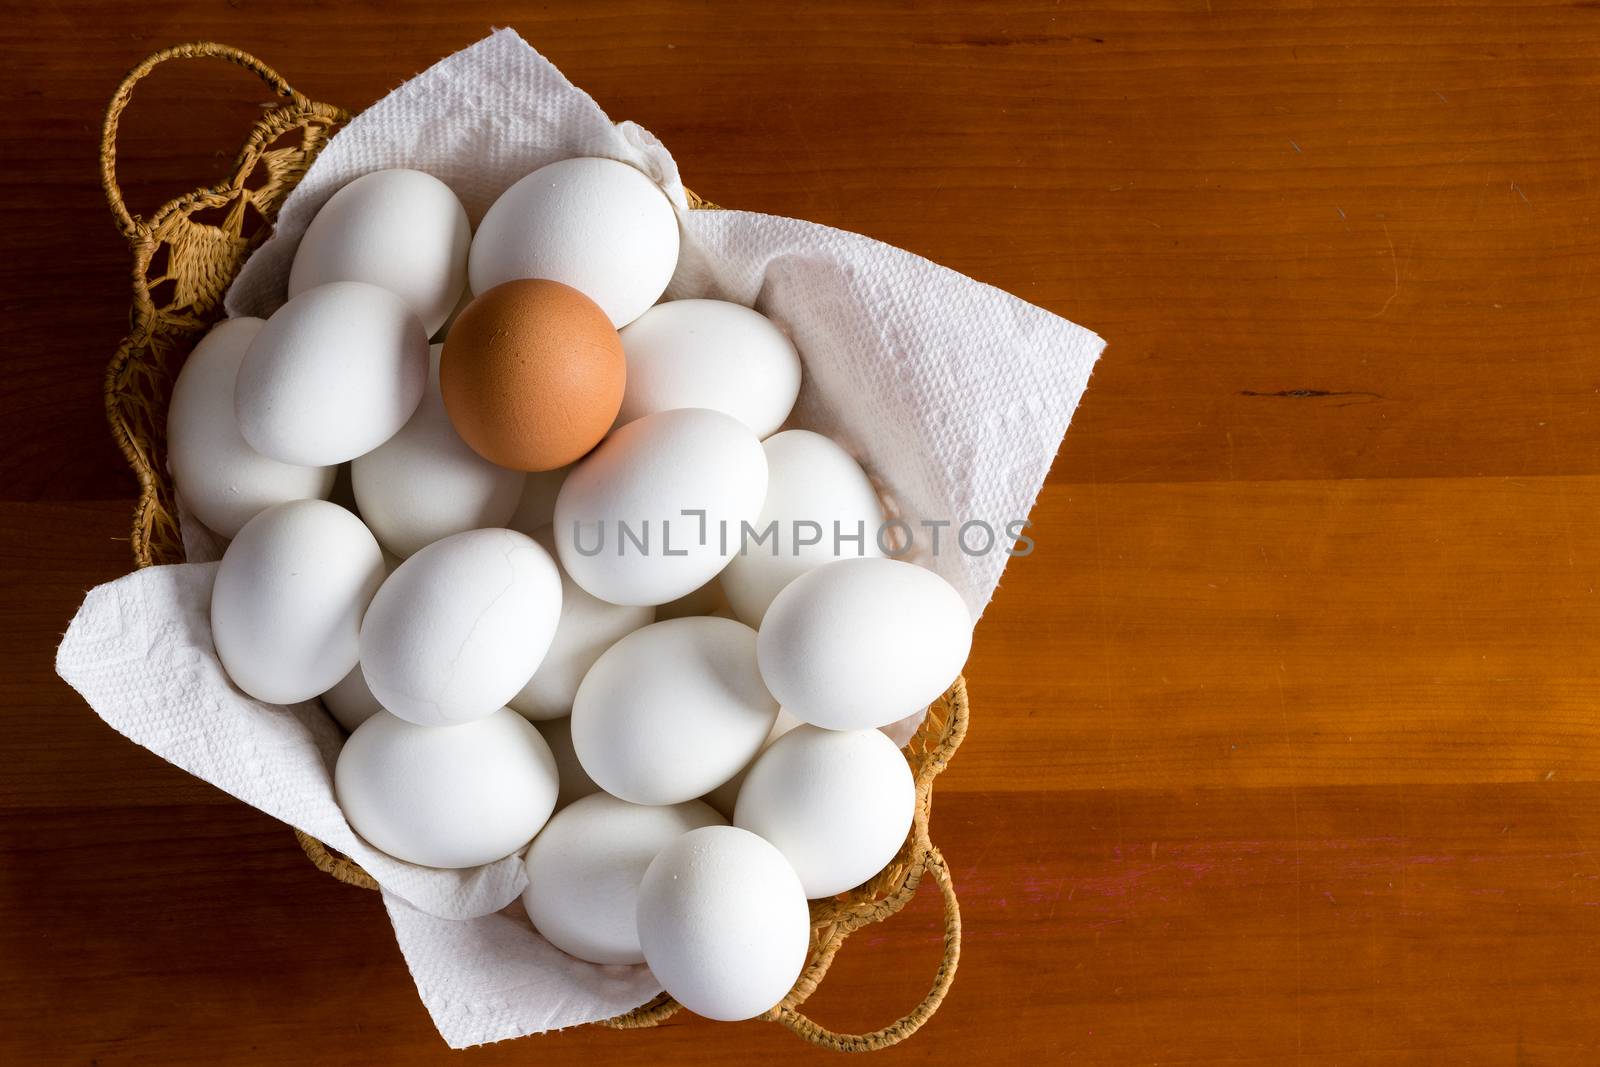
[616,299,801,437]
[721,430,884,627]
[359,528,562,727]
[288,168,470,336]
[168,317,337,538]
[211,499,386,704]
[554,408,768,607]
[468,156,679,328]
[352,344,525,558]
[508,526,654,721]
[734,725,914,898]
[757,557,972,730]
[336,709,558,869]
[235,281,429,466]
[636,826,810,1021]
[522,794,723,965]
[571,617,778,805]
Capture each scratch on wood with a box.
[1373,222,1400,317]
[1240,389,1386,401]
[916,33,1100,47]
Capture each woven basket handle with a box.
[768,846,961,1052]
[99,41,311,239]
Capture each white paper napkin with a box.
[63,28,1103,1048]
[383,893,663,1045]
[54,561,531,922]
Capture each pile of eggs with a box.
[172,158,974,1022]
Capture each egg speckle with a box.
[522,794,723,964]
[636,826,810,1021]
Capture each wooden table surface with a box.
[7,2,1600,1063]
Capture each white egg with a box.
[360,528,562,726]
[335,709,558,869]
[720,430,884,627]
[431,285,475,343]
[468,157,679,327]
[734,725,914,898]
[532,716,601,811]
[211,499,385,704]
[880,707,929,748]
[328,462,359,514]
[236,281,429,466]
[616,300,801,437]
[167,318,336,538]
[572,617,778,805]
[351,345,525,557]
[507,465,569,534]
[653,577,729,621]
[288,169,470,336]
[637,825,810,1021]
[757,557,972,730]
[321,663,385,732]
[522,794,724,965]
[703,707,803,819]
[508,527,653,721]
[554,408,767,606]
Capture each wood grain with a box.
[6,1,1600,1063]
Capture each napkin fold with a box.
[65,28,1103,1048]
[383,892,661,1047]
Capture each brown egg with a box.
[441,279,626,471]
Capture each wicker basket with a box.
[98,41,966,1052]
